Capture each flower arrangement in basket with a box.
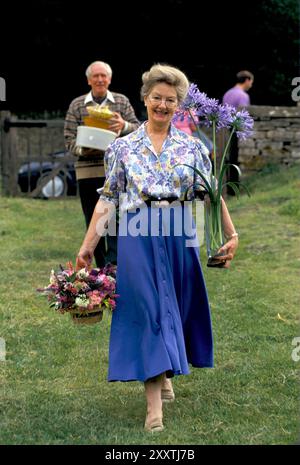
[174,83,254,267]
[37,262,117,325]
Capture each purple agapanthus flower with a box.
[179,84,254,138]
[179,83,208,112]
[178,84,237,131]
[229,108,254,140]
[197,98,233,130]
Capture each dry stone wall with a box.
[238,104,300,176]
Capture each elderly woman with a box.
[76,64,239,432]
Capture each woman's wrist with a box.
[226,232,239,240]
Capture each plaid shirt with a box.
[64,90,140,179]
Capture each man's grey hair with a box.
[140,63,190,104]
[86,61,113,79]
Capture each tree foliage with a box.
[0,0,299,112]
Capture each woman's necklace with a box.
[145,123,168,156]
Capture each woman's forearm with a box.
[80,199,116,253]
[221,197,237,239]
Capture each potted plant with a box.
[174,84,254,267]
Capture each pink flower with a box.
[88,290,103,306]
[108,298,116,309]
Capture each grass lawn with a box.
[0,164,299,445]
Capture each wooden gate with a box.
[0,111,77,198]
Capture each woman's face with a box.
[144,83,178,126]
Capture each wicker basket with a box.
[69,307,103,325]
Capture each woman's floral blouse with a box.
[99,121,212,214]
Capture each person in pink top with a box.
[173,112,197,135]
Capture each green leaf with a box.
[217,163,230,199]
[183,182,196,201]
[237,182,251,197]
[230,163,242,177]
[66,271,77,283]
[222,181,251,198]
[176,163,214,199]
[223,182,241,198]
[217,163,243,199]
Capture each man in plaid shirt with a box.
[64,61,140,268]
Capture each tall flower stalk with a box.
[174,84,254,266]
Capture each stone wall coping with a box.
[248,105,300,118]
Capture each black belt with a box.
[145,196,181,206]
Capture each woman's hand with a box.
[216,236,239,269]
[76,246,94,271]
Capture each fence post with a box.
[0,111,19,196]
[0,110,11,196]
[9,119,19,197]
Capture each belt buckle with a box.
[155,199,169,207]
[159,200,169,207]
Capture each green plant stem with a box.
[188,109,202,139]
[216,201,223,246]
[187,113,226,251]
[219,127,235,177]
[212,121,217,188]
[205,198,223,253]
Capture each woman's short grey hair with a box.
[86,61,113,79]
[140,64,190,104]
